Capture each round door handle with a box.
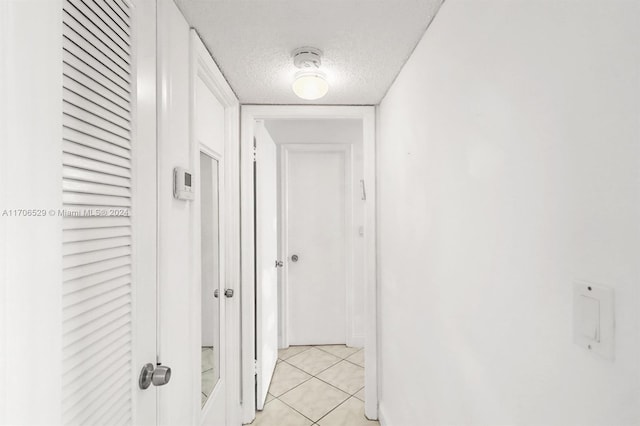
[139,363,172,389]
[224,288,234,298]
[291,254,299,262]
[152,365,172,387]
[139,363,154,389]
[214,289,219,298]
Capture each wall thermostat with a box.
[173,167,194,200]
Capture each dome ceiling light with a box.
[291,47,329,101]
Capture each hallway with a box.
[252,345,377,426]
[3,0,640,424]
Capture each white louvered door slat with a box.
[63,216,131,229]
[63,167,131,189]
[62,27,132,84]
[63,89,131,131]
[63,321,133,367]
[65,0,131,58]
[62,265,132,294]
[63,101,132,139]
[62,141,131,168]
[63,55,130,100]
[63,65,131,112]
[63,37,131,91]
[63,345,132,406]
[63,192,132,207]
[63,331,131,378]
[63,153,132,179]
[97,2,131,35]
[62,1,136,424]
[62,21,131,81]
[63,226,132,244]
[64,128,132,155]
[64,113,131,147]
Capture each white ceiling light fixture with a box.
[292,47,329,100]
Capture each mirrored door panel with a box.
[200,152,220,407]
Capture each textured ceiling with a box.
[175,0,444,105]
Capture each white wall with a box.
[1,1,63,423]
[265,119,362,146]
[377,1,640,425]
[264,119,366,347]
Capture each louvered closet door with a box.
[61,1,153,425]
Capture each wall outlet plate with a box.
[573,281,614,361]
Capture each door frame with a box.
[280,143,354,347]
[133,0,158,422]
[189,31,241,426]
[240,105,377,423]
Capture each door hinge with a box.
[252,138,257,162]
[254,359,258,376]
[360,179,367,201]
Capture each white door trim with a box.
[240,105,377,423]
[280,143,354,348]
[190,30,241,426]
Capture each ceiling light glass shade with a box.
[292,71,329,100]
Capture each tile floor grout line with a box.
[314,345,362,359]
[343,358,365,369]
[280,359,316,379]
[280,350,363,421]
[311,373,361,397]
[271,374,314,399]
[312,394,356,425]
[285,350,345,376]
[273,395,320,424]
[277,348,363,400]
[281,356,343,379]
[285,347,342,366]
[278,345,314,361]
[261,345,375,426]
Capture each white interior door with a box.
[283,145,350,345]
[255,123,279,410]
[61,0,158,424]
[200,151,226,424]
[194,39,228,424]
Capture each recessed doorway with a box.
[240,106,377,424]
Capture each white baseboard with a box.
[378,401,392,426]
[348,334,365,348]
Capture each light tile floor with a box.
[252,345,379,426]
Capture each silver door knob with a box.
[275,260,284,268]
[291,254,299,262]
[224,288,234,298]
[152,365,172,386]
[139,363,172,389]
[214,289,219,298]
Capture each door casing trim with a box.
[190,30,241,426]
[240,105,377,423]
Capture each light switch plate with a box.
[573,281,614,360]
